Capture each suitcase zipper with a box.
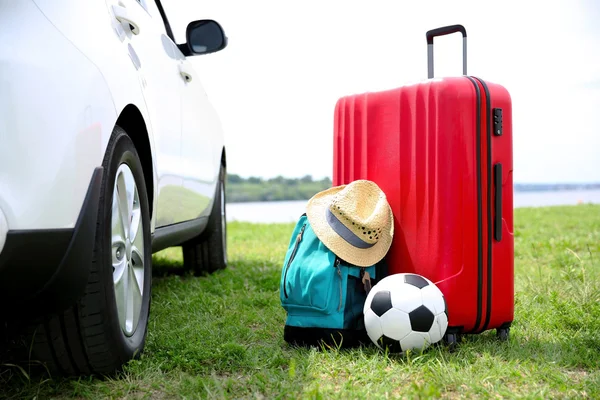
[472,76,494,333]
[335,258,342,312]
[465,76,484,333]
[283,224,306,299]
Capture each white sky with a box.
[163,0,600,184]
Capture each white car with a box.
[0,0,228,375]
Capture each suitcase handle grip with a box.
[426,24,467,79]
[426,25,466,44]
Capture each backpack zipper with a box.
[335,258,342,311]
[283,224,306,298]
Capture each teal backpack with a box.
[280,214,387,348]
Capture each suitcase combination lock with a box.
[493,108,503,136]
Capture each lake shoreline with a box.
[225,189,600,224]
[226,187,600,204]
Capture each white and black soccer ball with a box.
[363,273,448,353]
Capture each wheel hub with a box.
[111,164,145,337]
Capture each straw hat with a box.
[306,180,394,267]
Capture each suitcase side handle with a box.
[494,163,503,241]
[426,24,467,79]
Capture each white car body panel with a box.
[0,0,115,230]
[0,0,224,234]
[180,57,224,213]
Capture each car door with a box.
[105,0,188,227]
[177,56,221,220]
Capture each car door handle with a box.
[179,64,193,83]
[113,4,140,35]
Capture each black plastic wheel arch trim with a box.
[34,167,104,314]
[0,167,104,318]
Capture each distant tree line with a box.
[225,174,600,203]
[226,174,332,203]
[514,183,600,192]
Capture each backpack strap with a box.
[360,268,373,294]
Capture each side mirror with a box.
[184,19,227,56]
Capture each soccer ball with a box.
[363,273,448,353]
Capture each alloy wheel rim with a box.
[111,164,144,337]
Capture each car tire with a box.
[28,126,152,376]
[182,163,227,276]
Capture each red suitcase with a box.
[332,25,514,343]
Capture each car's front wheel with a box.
[29,126,152,376]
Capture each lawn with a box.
[2,204,599,399]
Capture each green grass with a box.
[2,204,600,399]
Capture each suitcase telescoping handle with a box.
[426,24,467,79]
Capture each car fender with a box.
[0,1,119,230]
[31,0,160,230]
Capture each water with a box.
[226,189,600,224]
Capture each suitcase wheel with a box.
[496,328,510,341]
[443,333,459,350]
